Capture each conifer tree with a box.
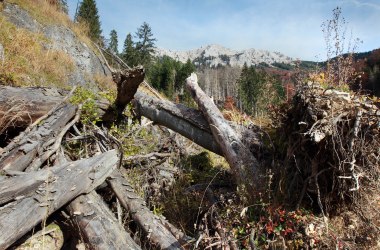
[76,0,102,42]
[108,29,118,55]
[122,33,137,67]
[135,22,156,67]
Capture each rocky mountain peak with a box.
[155,44,293,67]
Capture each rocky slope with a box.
[155,44,293,67]
[1,2,110,86]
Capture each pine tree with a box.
[76,0,102,42]
[108,29,118,55]
[135,22,156,67]
[121,33,137,67]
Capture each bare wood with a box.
[102,66,145,121]
[25,104,82,172]
[0,104,77,171]
[67,191,141,250]
[0,150,118,249]
[0,85,66,131]
[107,170,183,250]
[133,91,223,155]
[186,73,262,192]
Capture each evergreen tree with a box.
[238,64,285,116]
[122,33,137,67]
[108,29,118,55]
[135,22,156,67]
[76,0,102,42]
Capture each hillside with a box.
[155,44,294,67]
[0,0,111,88]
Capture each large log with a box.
[186,73,262,193]
[0,150,118,249]
[107,170,183,250]
[67,191,141,250]
[0,85,65,131]
[133,91,223,155]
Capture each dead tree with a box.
[186,73,263,194]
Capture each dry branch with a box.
[67,191,141,250]
[186,73,262,193]
[0,150,118,249]
[107,170,183,250]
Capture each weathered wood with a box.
[0,150,118,249]
[107,170,183,250]
[186,73,262,192]
[0,103,77,171]
[133,91,223,155]
[0,85,65,131]
[102,66,145,122]
[67,191,141,250]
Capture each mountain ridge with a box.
[155,44,294,67]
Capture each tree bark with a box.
[133,91,223,155]
[0,85,65,131]
[107,170,183,250]
[0,150,118,249]
[186,73,262,193]
[67,191,141,250]
[101,66,145,122]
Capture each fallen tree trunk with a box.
[107,170,183,250]
[0,150,118,249]
[186,73,262,193]
[0,85,65,131]
[67,191,141,250]
[133,91,223,155]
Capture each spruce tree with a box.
[122,33,137,67]
[135,22,156,66]
[76,0,102,42]
[108,29,118,55]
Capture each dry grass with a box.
[0,16,74,87]
[7,0,93,47]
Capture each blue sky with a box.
[67,0,380,61]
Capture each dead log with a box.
[133,91,223,155]
[0,150,118,249]
[0,85,65,131]
[0,103,77,171]
[186,73,262,193]
[67,191,141,250]
[107,170,183,250]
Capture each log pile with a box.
[0,67,191,249]
[1,66,378,248]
